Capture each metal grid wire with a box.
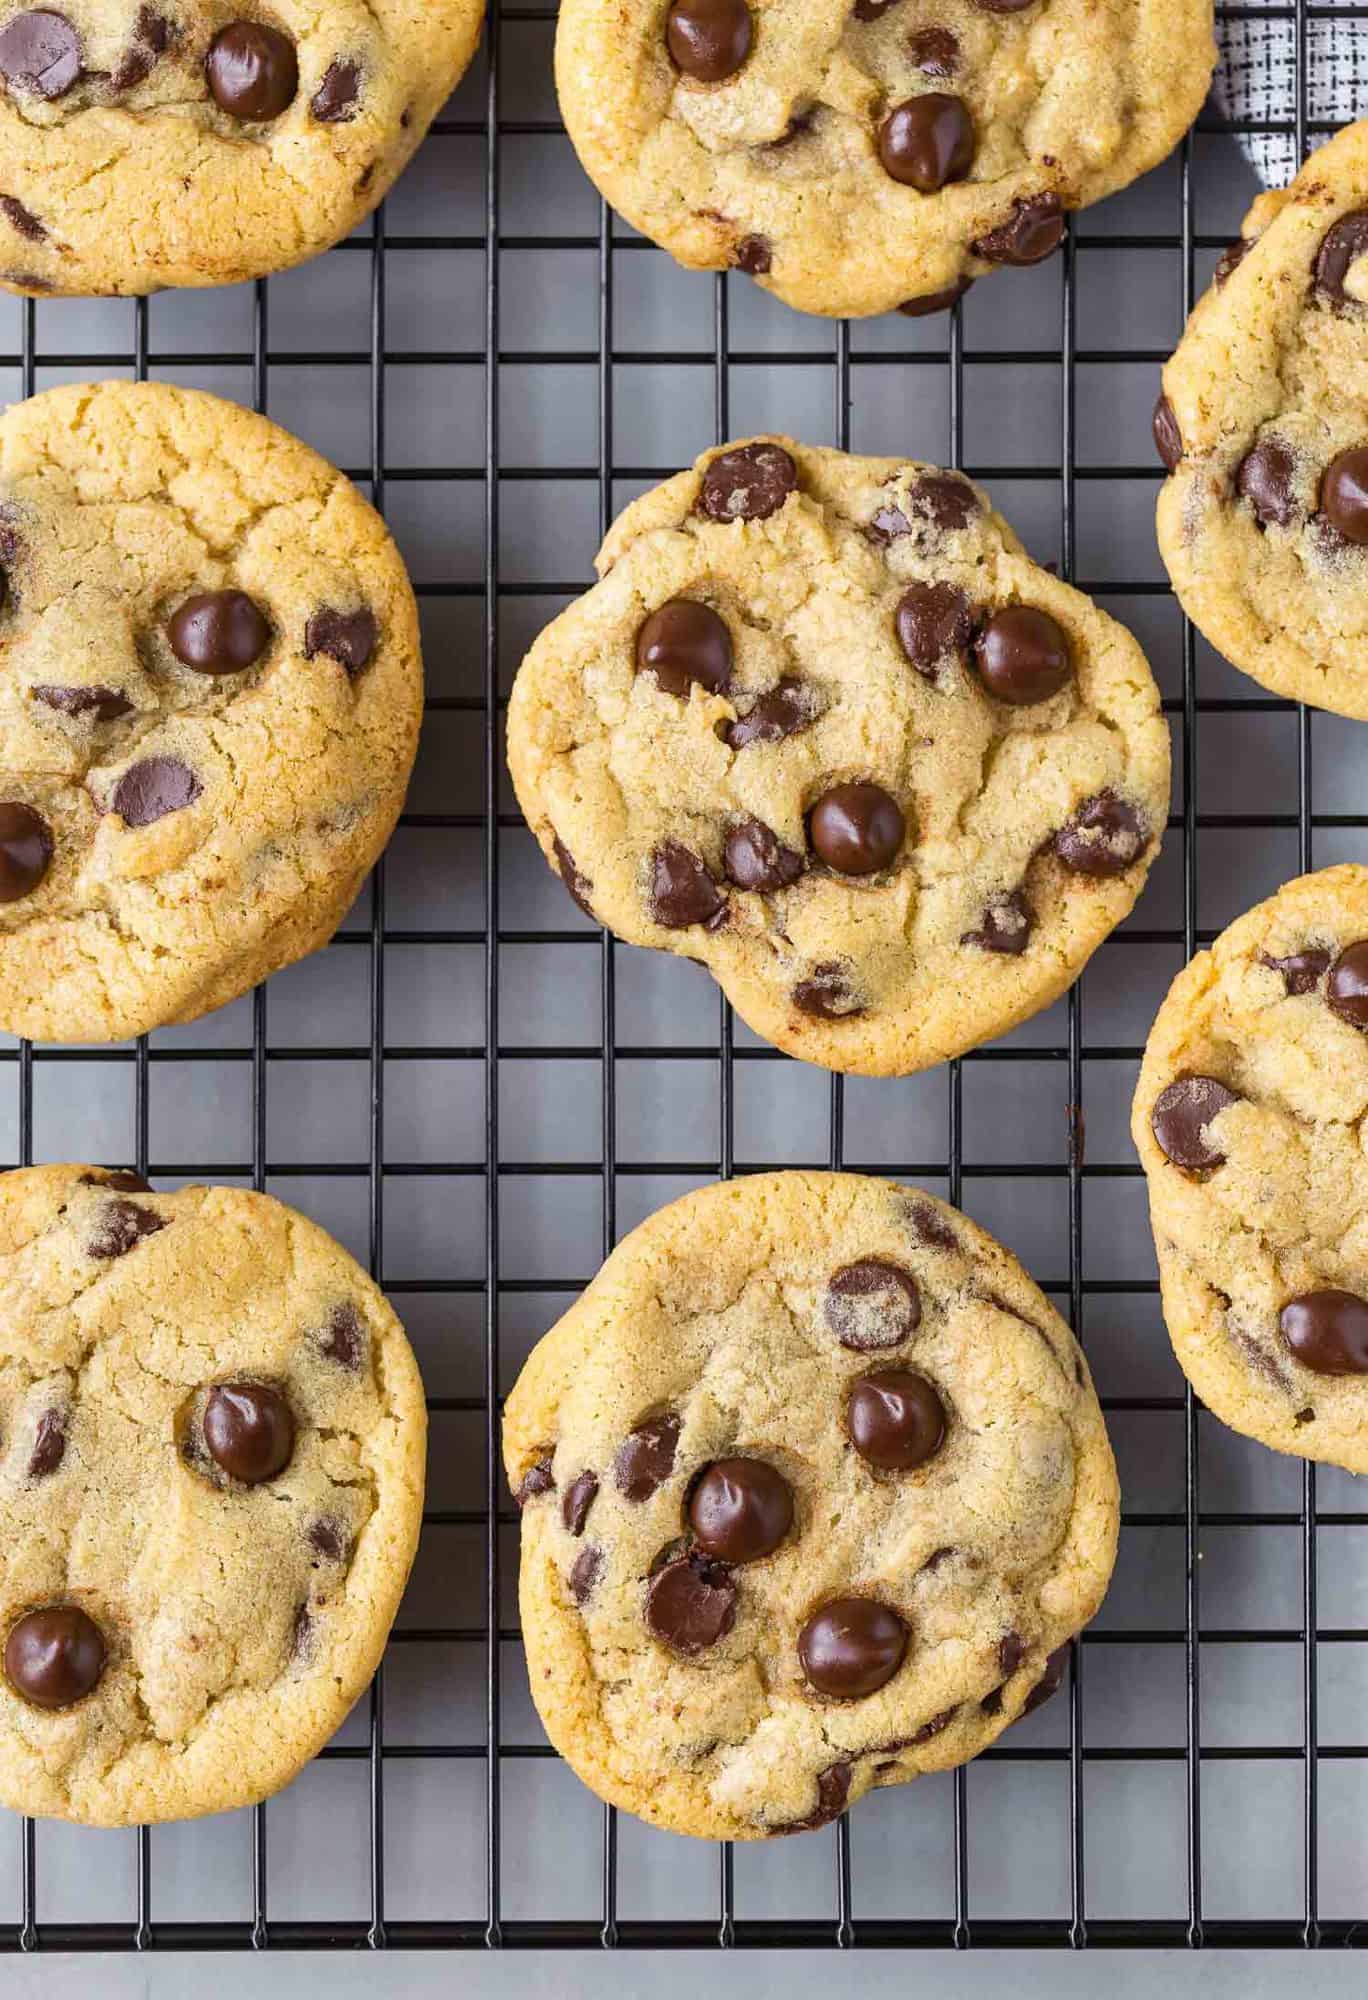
[1,0,1364,1956]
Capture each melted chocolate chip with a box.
[1320,447,1368,547]
[1236,437,1297,528]
[723,816,804,891]
[998,1630,1026,1677]
[846,1369,945,1471]
[972,0,1036,11]
[0,194,41,240]
[972,194,1065,266]
[552,836,595,919]
[169,589,272,673]
[0,10,81,98]
[32,683,133,721]
[696,443,797,523]
[203,1382,295,1484]
[304,605,377,672]
[1053,791,1147,877]
[80,1169,152,1193]
[1150,1074,1240,1170]
[808,783,905,875]
[307,1516,348,1562]
[1153,394,1182,472]
[973,605,1071,704]
[206,21,298,120]
[312,57,360,122]
[776,1760,850,1832]
[898,277,973,317]
[614,1413,680,1501]
[734,234,771,275]
[110,757,201,828]
[290,1602,314,1662]
[895,580,974,674]
[28,1406,65,1478]
[798,1596,907,1698]
[319,1301,365,1369]
[1313,209,1368,307]
[909,25,959,73]
[112,5,170,89]
[962,886,1033,955]
[87,1198,166,1261]
[1258,947,1330,996]
[569,1544,602,1603]
[635,597,732,697]
[1023,1641,1070,1714]
[1328,939,1368,1026]
[877,93,974,192]
[515,1455,555,1507]
[875,1704,959,1757]
[825,1259,920,1350]
[646,1551,737,1653]
[0,801,51,903]
[725,677,816,748]
[5,1605,105,1709]
[688,1457,793,1562]
[649,840,726,928]
[904,1199,957,1251]
[906,472,977,532]
[665,0,751,80]
[1214,237,1250,288]
[854,0,898,16]
[562,1469,598,1536]
[792,961,864,1018]
[1280,1291,1368,1376]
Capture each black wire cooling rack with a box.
[2,0,1365,1957]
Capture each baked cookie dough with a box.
[0,1164,425,1826]
[1155,120,1368,718]
[1133,864,1368,1473]
[555,0,1214,318]
[504,1170,1119,1840]
[0,1,483,295]
[507,437,1170,1078]
[0,379,422,1044]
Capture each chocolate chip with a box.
[80,1168,152,1193]
[515,1455,555,1507]
[614,1413,680,1501]
[307,1516,348,1562]
[972,0,1036,11]
[825,1259,920,1350]
[696,443,797,523]
[206,21,298,120]
[289,1602,314,1661]
[665,0,751,79]
[875,1704,959,1757]
[87,1199,166,1260]
[1313,209,1368,307]
[909,25,959,72]
[998,1630,1026,1677]
[646,1550,737,1653]
[688,1457,793,1562]
[1320,448,1368,546]
[635,598,732,697]
[550,836,596,920]
[1236,437,1297,528]
[649,840,726,927]
[792,961,864,1019]
[1023,1641,1069,1714]
[878,93,974,192]
[1150,1074,1240,1170]
[1153,394,1182,472]
[0,10,80,98]
[734,234,771,275]
[569,1544,602,1603]
[868,500,912,543]
[973,605,1071,704]
[32,684,133,721]
[962,886,1033,955]
[112,5,170,89]
[895,580,974,674]
[4,1605,104,1709]
[723,817,804,892]
[898,277,972,316]
[808,783,904,876]
[304,605,378,673]
[972,194,1064,266]
[776,1760,850,1832]
[110,757,201,828]
[1053,791,1147,877]
[853,0,897,15]
[319,1301,365,1369]
[846,1369,945,1471]
[1328,940,1368,1026]
[203,1382,295,1484]
[28,1406,65,1478]
[312,57,359,121]
[904,1199,957,1251]
[1258,947,1330,996]
[0,195,42,240]
[170,590,272,673]
[906,472,977,532]
[1214,237,1250,288]
[725,677,816,748]
[1279,1291,1368,1376]
[562,1469,598,1536]
[0,801,51,903]
[798,1596,907,1698]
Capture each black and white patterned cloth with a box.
[1213,9,1366,188]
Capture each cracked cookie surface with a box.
[506,436,1170,1077]
[0,0,482,294]
[555,0,1214,318]
[0,379,421,1043]
[1155,120,1368,718]
[1133,864,1368,1472]
[0,1164,425,1826]
[504,1169,1118,1840]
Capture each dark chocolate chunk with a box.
[1150,1074,1240,1170]
[562,1469,598,1536]
[688,1457,793,1562]
[203,1381,295,1484]
[696,443,797,523]
[110,757,201,828]
[614,1413,680,1501]
[87,1198,166,1261]
[798,1596,907,1698]
[4,1604,104,1708]
[304,605,377,673]
[646,1550,737,1653]
[825,1259,920,1350]
[206,21,298,120]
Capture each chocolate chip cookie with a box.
[507,437,1170,1077]
[0,2,482,295]
[504,1170,1118,1839]
[555,0,1214,318]
[0,1164,425,1825]
[0,380,421,1043]
[1133,863,1368,1472]
[1155,120,1368,718]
